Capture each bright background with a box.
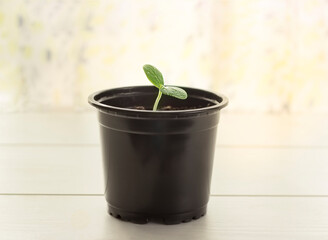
[1,0,328,113]
[1,1,328,238]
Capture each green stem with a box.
[153,90,162,111]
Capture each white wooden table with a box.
[1,112,328,239]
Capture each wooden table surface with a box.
[1,112,328,240]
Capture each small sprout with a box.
[143,64,188,111]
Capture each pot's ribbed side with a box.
[99,111,219,224]
[98,110,220,134]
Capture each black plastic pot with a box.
[88,86,228,224]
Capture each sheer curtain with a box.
[0,0,327,113]
[212,0,328,113]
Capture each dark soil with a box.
[129,104,211,111]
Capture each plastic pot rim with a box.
[88,85,228,118]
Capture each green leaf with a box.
[143,64,164,88]
[160,86,188,100]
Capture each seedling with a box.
[143,64,188,111]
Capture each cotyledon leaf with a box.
[143,64,164,88]
[142,64,188,110]
[160,86,188,100]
